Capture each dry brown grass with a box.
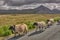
[0,37,4,40]
[0,14,60,26]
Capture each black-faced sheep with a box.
[33,21,47,32]
[46,19,54,27]
[9,23,28,36]
[56,20,60,25]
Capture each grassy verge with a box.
[0,14,60,37]
[0,25,12,37]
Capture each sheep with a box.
[56,20,60,25]
[33,19,54,32]
[33,21,47,32]
[49,19,54,23]
[9,23,28,36]
[46,18,54,27]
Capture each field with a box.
[0,14,60,38]
[0,14,60,26]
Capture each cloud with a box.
[0,0,60,6]
[11,0,25,3]
[3,0,60,6]
[0,0,4,5]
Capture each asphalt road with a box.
[6,23,60,40]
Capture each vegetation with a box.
[0,14,60,37]
[54,17,60,21]
[0,25,12,37]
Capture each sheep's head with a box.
[33,22,38,26]
[9,25,15,33]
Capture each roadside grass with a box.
[54,17,60,21]
[0,25,12,37]
[0,14,60,37]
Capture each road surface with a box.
[6,23,60,40]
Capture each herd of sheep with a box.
[9,18,60,36]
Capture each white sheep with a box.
[56,20,60,25]
[49,19,54,23]
[46,18,54,28]
[33,21,47,32]
[9,23,28,36]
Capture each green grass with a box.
[25,21,35,29]
[54,17,60,21]
[0,25,12,37]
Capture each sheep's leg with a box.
[25,29,28,34]
[43,26,46,31]
[23,30,27,35]
[17,30,22,35]
[40,26,44,32]
[45,26,47,29]
[39,26,41,31]
[24,27,28,34]
[57,22,60,25]
[21,32,24,35]
[35,26,38,32]
[14,32,17,37]
[41,27,44,32]
[47,24,50,28]
[39,26,43,32]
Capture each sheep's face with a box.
[9,25,15,33]
[46,20,50,24]
[33,22,38,26]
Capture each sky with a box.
[1,0,59,6]
[1,0,60,4]
[0,0,60,10]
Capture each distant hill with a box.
[52,9,60,13]
[33,5,60,14]
[32,5,52,13]
[0,5,60,14]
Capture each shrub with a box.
[3,30,11,36]
[0,25,12,37]
[0,27,5,36]
[54,17,60,22]
[25,21,35,30]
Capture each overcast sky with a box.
[1,0,60,3]
[0,0,60,10]
[0,0,60,5]
[0,0,60,3]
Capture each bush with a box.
[0,28,5,36]
[25,21,35,30]
[54,17,60,22]
[0,25,12,37]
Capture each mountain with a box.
[0,5,52,14]
[52,9,60,13]
[32,5,52,13]
[0,9,34,14]
[33,5,60,14]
